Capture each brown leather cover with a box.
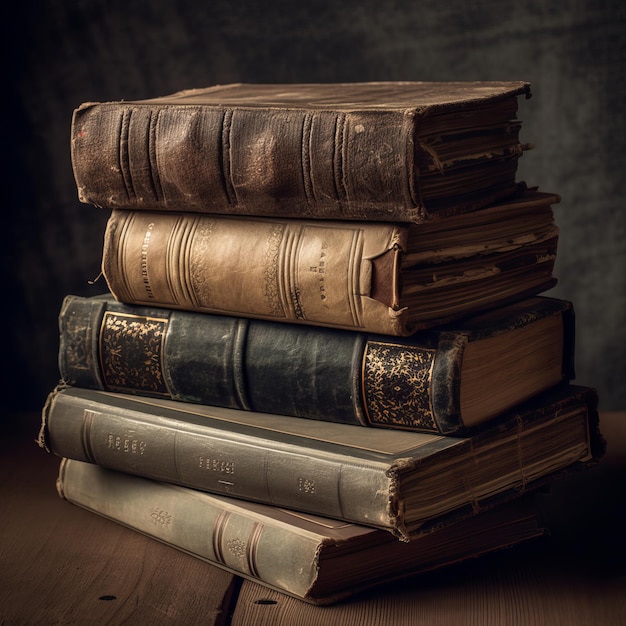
[72,81,530,221]
[102,211,409,335]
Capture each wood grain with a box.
[232,545,626,626]
[0,427,238,625]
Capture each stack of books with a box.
[38,82,604,605]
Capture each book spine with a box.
[58,294,371,427]
[57,458,323,601]
[72,104,421,221]
[56,458,548,606]
[42,388,397,532]
[101,210,410,335]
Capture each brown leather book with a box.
[101,189,560,335]
[71,81,531,222]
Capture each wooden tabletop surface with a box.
[1,410,625,625]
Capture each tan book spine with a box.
[102,211,409,335]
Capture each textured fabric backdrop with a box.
[5,0,625,422]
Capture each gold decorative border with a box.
[100,311,169,395]
[362,340,437,431]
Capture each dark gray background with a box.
[4,0,625,426]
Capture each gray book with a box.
[57,293,575,435]
[39,384,604,541]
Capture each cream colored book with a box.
[57,458,547,605]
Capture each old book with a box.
[39,384,604,541]
[56,458,548,605]
[71,81,531,222]
[101,189,559,336]
[58,294,575,435]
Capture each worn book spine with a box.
[56,458,330,603]
[56,458,547,605]
[42,387,398,533]
[58,294,575,435]
[38,385,602,540]
[72,104,421,220]
[70,90,526,221]
[101,211,410,336]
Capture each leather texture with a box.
[102,211,408,335]
[58,294,574,435]
[71,82,529,221]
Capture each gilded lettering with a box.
[140,223,155,300]
[315,242,329,303]
[297,477,316,494]
[198,456,235,474]
[105,432,147,454]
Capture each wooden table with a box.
[1,411,625,625]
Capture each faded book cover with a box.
[57,458,549,605]
[39,384,605,541]
[100,189,560,336]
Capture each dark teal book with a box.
[58,294,574,435]
[39,384,603,541]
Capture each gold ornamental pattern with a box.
[362,341,437,431]
[100,312,169,395]
[264,223,285,317]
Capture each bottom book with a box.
[57,457,548,605]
